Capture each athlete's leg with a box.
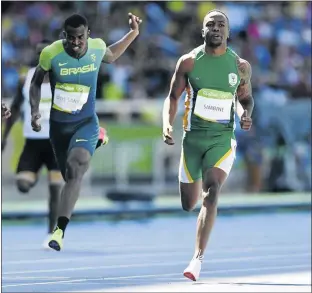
[47,182,62,233]
[49,116,99,251]
[42,139,63,234]
[194,135,236,259]
[47,148,89,252]
[16,140,41,193]
[58,147,91,220]
[179,182,202,211]
[58,116,99,221]
[16,174,37,193]
[48,121,71,250]
[38,171,63,249]
[194,168,227,259]
[184,133,236,281]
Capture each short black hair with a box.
[205,9,230,26]
[64,14,88,30]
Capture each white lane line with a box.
[3,276,70,280]
[3,244,310,265]
[3,241,309,252]
[3,252,310,275]
[2,264,310,288]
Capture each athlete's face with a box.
[202,12,229,48]
[64,25,89,55]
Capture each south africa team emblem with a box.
[228,73,238,87]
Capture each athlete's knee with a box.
[16,179,32,193]
[66,159,87,180]
[203,181,221,207]
[66,149,90,180]
[202,168,227,207]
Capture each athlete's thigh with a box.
[69,115,100,157]
[16,139,42,184]
[202,132,237,177]
[178,131,205,208]
[179,131,203,184]
[64,146,92,181]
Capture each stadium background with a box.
[1,1,311,215]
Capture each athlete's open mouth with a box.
[72,46,80,51]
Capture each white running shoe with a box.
[183,258,202,281]
[42,234,52,250]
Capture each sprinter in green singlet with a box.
[30,13,142,251]
[162,10,254,281]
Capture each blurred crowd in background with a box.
[2,1,311,100]
[2,1,311,193]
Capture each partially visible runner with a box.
[162,10,254,281]
[30,13,142,251]
[2,103,11,119]
[2,40,63,249]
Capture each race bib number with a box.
[194,89,234,123]
[39,99,51,121]
[53,83,90,114]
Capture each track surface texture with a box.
[2,212,311,292]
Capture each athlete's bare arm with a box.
[236,58,254,116]
[162,54,194,145]
[236,58,254,131]
[2,76,25,147]
[29,65,47,131]
[102,13,142,64]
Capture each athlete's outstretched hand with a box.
[31,112,42,132]
[240,110,252,131]
[128,12,142,32]
[163,124,175,145]
[1,103,11,119]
